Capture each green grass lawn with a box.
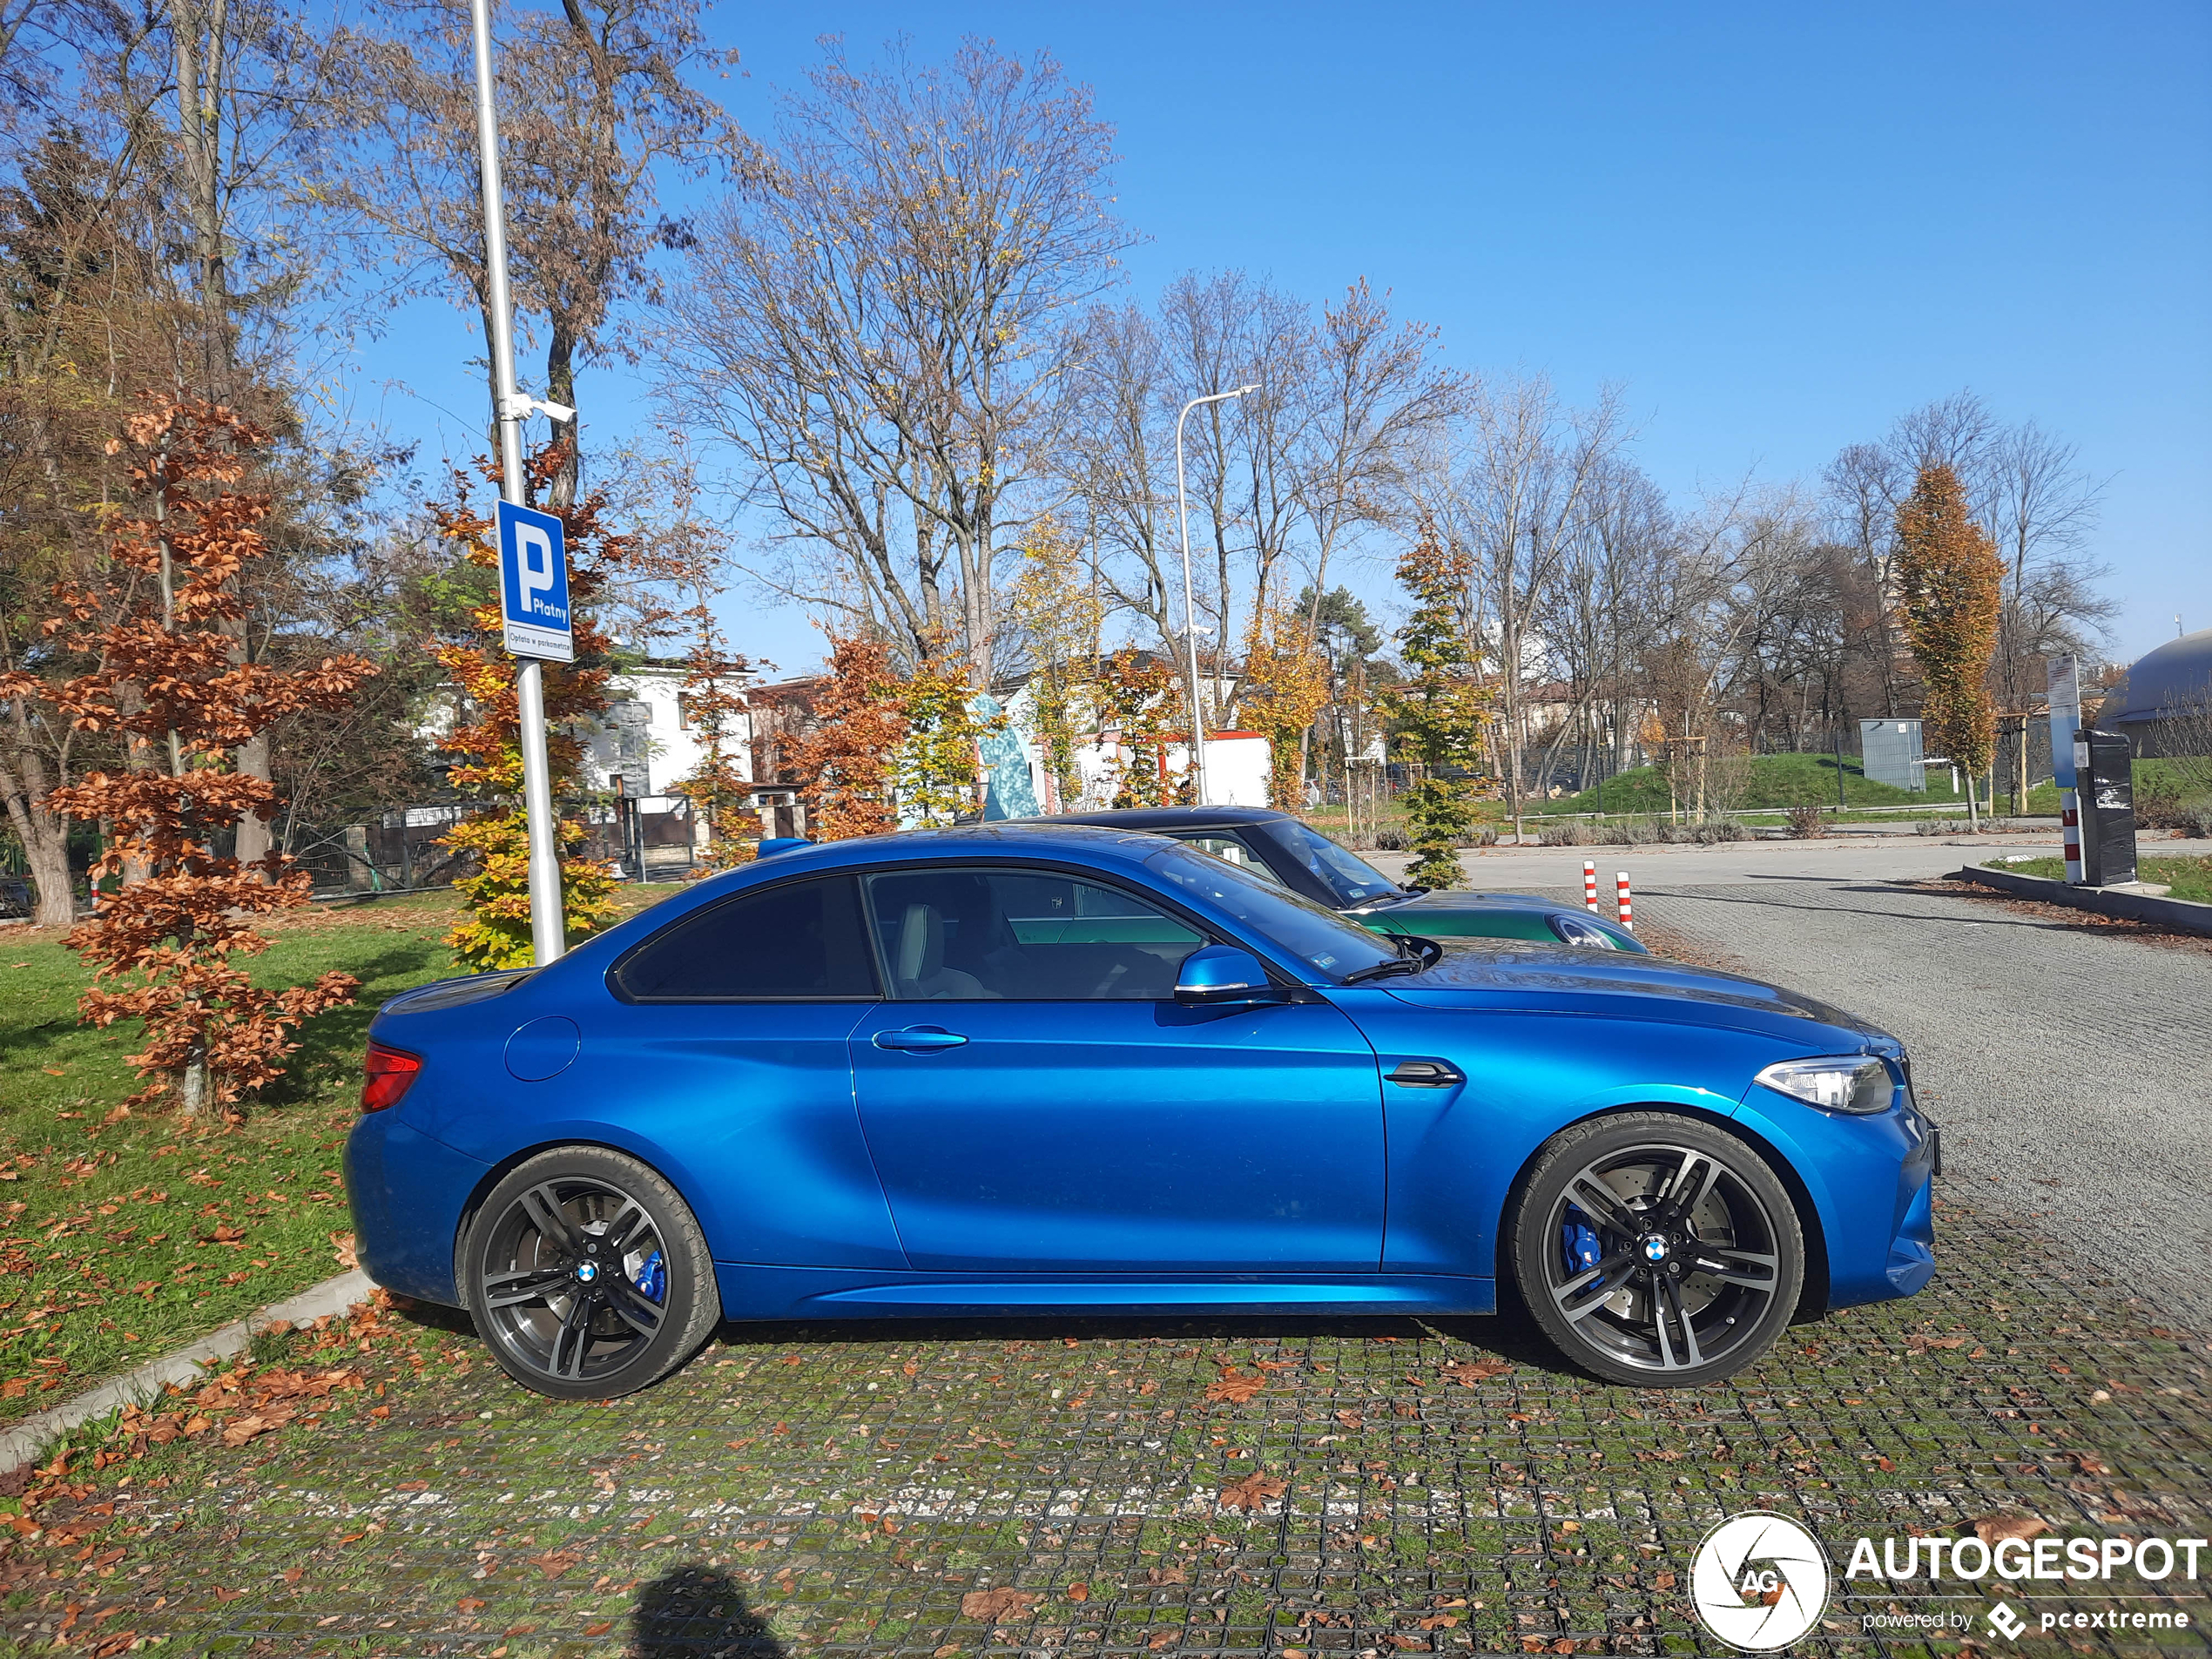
[0,883,689,1422]
[1530,751,2003,816]
[1987,853,2212,902]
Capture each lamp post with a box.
[1175,385,1256,806]
[469,0,564,963]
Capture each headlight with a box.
[1754,1055,1894,1114]
[1548,914,1620,948]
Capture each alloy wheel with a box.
[475,1175,670,1385]
[1540,1142,1785,1376]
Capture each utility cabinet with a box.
[2073,727,2137,887]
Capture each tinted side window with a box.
[614,875,878,1001]
[866,867,1204,1001]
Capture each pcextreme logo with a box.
[1690,1512,1832,1652]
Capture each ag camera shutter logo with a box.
[1690,1512,1832,1651]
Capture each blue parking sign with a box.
[497,500,573,663]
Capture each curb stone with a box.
[0,1269,375,1478]
[1952,863,2212,935]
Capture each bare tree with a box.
[323,0,745,506]
[666,39,1126,689]
[1434,374,1627,834]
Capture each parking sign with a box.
[498,500,573,662]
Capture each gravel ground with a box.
[0,1197,2205,1658]
[1615,876,2212,1335]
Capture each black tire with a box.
[1511,1112,1804,1388]
[461,1146,719,1400]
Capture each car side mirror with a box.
[1174,945,1283,1006]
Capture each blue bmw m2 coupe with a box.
[347,825,1938,1399]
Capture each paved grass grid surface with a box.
[1,1195,2204,1657]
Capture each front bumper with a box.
[1734,1086,1939,1312]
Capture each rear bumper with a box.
[344,1110,490,1307]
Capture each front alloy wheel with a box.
[462,1147,718,1399]
[1514,1113,1804,1386]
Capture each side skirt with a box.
[710,1265,1495,1321]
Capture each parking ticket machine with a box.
[2073,727,2137,887]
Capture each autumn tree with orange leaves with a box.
[670,586,759,870]
[15,401,376,1117]
[429,451,629,968]
[1895,462,2005,826]
[790,633,907,840]
[1241,604,1331,809]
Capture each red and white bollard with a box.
[1583,860,1599,912]
[2060,792,2083,883]
[1615,872,1634,932]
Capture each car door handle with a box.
[873,1026,969,1054]
[1386,1059,1464,1087]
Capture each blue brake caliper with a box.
[1561,1206,1603,1283]
[634,1249,665,1303]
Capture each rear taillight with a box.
[361,1041,423,1112]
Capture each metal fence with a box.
[293,796,700,894]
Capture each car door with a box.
[847,861,1385,1273]
[591,872,906,1269]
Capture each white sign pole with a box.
[469,0,564,964]
[2047,652,2082,885]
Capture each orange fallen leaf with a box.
[212,1588,245,1604]
[1067,1581,1089,1603]
[525,1549,580,1580]
[1218,1469,1288,1513]
[458,1596,488,1613]
[960,1587,1039,1622]
[1149,1634,1178,1652]
[583,1621,614,1637]
[1204,1368,1266,1404]
[1440,1358,1512,1386]
[1973,1514,2051,1545]
[281,1567,303,1584]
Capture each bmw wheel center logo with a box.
[575,1261,598,1283]
[1642,1234,1670,1264]
[1690,1512,1832,1651]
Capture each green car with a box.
[1042,806,1647,952]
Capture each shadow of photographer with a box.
[631,1562,786,1657]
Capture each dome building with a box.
[2106,628,2212,757]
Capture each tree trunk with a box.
[546,317,580,510]
[179,1039,209,1120]
[3,792,77,929]
[233,730,273,868]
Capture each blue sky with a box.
[361,1,2212,674]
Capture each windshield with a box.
[1145,844,1400,980]
[1261,820,1405,906]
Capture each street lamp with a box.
[1176,385,1257,806]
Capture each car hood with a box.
[1378,941,1886,1048]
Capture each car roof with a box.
[1029,806,1290,831]
[737,821,1181,879]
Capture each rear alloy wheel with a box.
[1513,1113,1804,1387]
[462,1147,718,1400]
